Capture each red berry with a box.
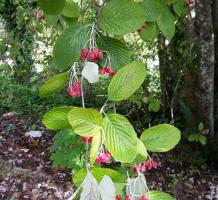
[104,67,111,73]
[108,69,115,77]
[88,52,96,60]
[125,195,131,200]
[116,195,122,200]
[99,68,106,75]
[82,136,93,144]
[141,195,149,200]
[81,48,89,55]
[92,49,99,56]
[73,81,81,89]
[97,51,104,60]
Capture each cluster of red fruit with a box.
[137,21,147,33]
[81,136,93,144]
[185,0,194,5]
[116,194,149,200]
[95,151,112,164]
[67,82,81,97]
[99,67,115,77]
[132,161,158,173]
[80,48,104,63]
[33,11,44,22]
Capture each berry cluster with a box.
[81,136,93,144]
[99,67,115,77]
[132,161,158,173]
[95,151,112,164]
[33,11,44,22]
[67,82,81,97]
[80,48,103,63]
[116,195,149,200]
[185,0,194,5]
[137,21,147,33]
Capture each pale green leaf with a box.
[108,62,146,101]
[73,168,126,188]
[53,25,88,69]
[39,72,69,97]
[157,10,175,40]
[38,0,66,15]
[90,132,102,164]
[99,0,146,35]
[134,139,148,164]
[68,108,103,137]
[140,124,181,152]
[145,191,175,200]
[61,0,80,18]
[139,22,157,42]
[98,36,132,71]
[103,114,138,163]
[42,106,73,130]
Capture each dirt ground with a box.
[0,115,218,200]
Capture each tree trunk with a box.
[195,0,215,136]
[212,0,218,137]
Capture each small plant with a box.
[38,0,186,199]
[187,122,207,145]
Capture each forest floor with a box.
[0,114,218,200]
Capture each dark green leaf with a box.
[53,25,89,69]
[38,0,66,15]
[99,0,146,35]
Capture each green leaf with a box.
[199,135,207,145]
[53,25,88,69]
[73,168,126,188]
[134,139,148,164]
[99,0,146,36]
[173,0,187,16]
[90,132,102,164]
[98,36,132,71]
[142,0,166,21]
[44,15,60,26]
[39,72,69,97]
[38,0,66,15]
[145,191,175,200]
[42,106,73,130]
[108,62,146,101]
[68,108,103,137]
[140,124,181,152]
[103,114,138,163]
[198,122,204,131]
[61,0,80,18]
[157,10,175,40]
[148,97,161,112]
[188,134,199,142]
[139,22,157,42]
